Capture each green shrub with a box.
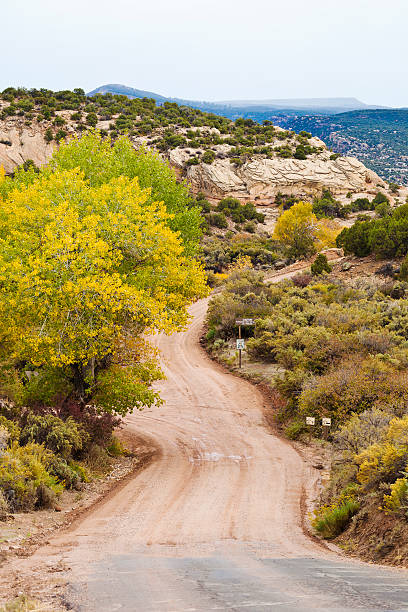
[44,128,53,143]
[351,197,372,212]
[20,414,88,459]
[375,201,391,218]
[107,435,126,457]
[186,156,200,166]
[294,145,307,160]
[243,221,256,233]
[313,191,345,219]
[206,327,216,341]
[48,456,83,489]
[312,498,360,539]
[399,254,408,281]
[337,202,408,259]
[372,192,389,206]
[86,112,98,127]
[285,420,307,440]
[298,359,408,425]
[202,150,216,164]
[0,442,63,511]
[207,212,228,229]
[311,254,332,275]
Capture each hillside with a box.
[87,86,408,186]
[272,109,408,185]
[0,87,397,212]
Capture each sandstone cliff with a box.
[0,111,392,207]
[169,144,386,205]
[0,118,55,173]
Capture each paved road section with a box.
[68,551,408,611]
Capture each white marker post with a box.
[235,319,254,368]
[306,416,315,442]
[322,417,331,440]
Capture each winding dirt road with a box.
[3,298,408,610]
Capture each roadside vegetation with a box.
[337,199,408,259]
[0,132,207,516]
[205,261,408,563]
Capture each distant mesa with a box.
[87,84,384,116]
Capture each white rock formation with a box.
[0,119,56,173]
[169,148,386,205]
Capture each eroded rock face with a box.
[0,118,57,173]
[0,115,387,208]
[169,148,386,205]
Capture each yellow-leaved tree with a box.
[273,201,340,258]
[0,166,208,415]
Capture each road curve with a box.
[4,298,408,610]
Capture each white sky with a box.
[2,0,407,107]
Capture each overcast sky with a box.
[2,0,407,107]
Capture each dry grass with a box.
[0,596,57,612]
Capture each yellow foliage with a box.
[355,415,408,487]
[0,168,208,370]
[0,165,5,184]
[273,201,340,257]
[227,254,253,273]
[382,476,408,514]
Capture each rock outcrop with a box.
[0,114,389,207]
[0,120,55,174]
[169,148,387,205]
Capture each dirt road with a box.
[2,298,408,611]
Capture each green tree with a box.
[50,132,203,255]
[311,253,332,275]
[0,165,208,414]
[273,201,339,259]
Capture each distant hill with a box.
[87,84,382,117]
[214,97,375,110]
[271,109,408,184]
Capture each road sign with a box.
[236,339,245,350]
[322,417,331,427]
[306,417,315,426]
[235,319,254,326]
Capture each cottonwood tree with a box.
[273,201,339,258]
[0,164,208,415]
[49,131,203,256]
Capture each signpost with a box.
[305,416,331,440]
[306,416,315,442]
[322,417,331,440]
[235,318,254,368]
